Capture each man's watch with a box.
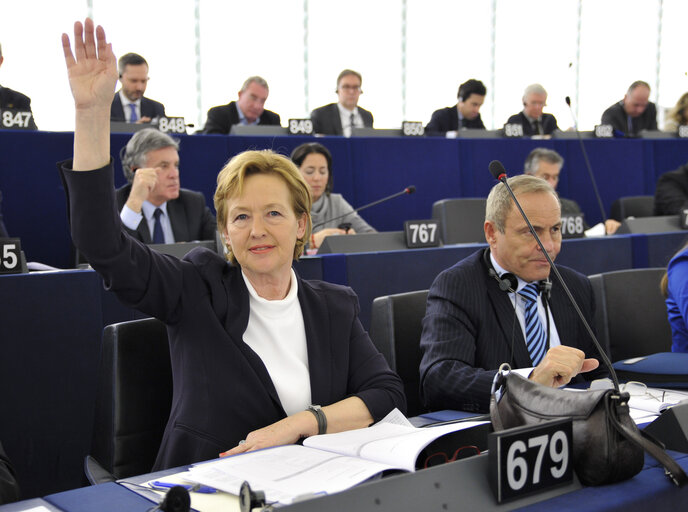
[307,404,327,435]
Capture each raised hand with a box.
[61,18,118,112]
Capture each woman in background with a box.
[291,143,375,249]
[664,92,688,133]
[661,241,688,352]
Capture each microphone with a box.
[489,160,620,391]
[311,186,416,231]
[154,485,191,512]
[565,96,609,231]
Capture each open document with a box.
[186,409,488,505]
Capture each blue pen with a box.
[150,481,217,494]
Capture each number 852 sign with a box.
[488,418,573,503]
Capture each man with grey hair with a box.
[117,128,216,244]
[202,76,281,134]
[0,43,38,129]
[419,174,604,412]
[505,83,559,136]
[601,81,657,137]
[110,52,166,123]
[524,147,620,234]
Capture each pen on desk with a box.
[150,481,217,494]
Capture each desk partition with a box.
[1,130,688,268]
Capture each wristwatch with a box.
[307,404,327,435]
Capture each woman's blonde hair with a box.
[214,150,312,264]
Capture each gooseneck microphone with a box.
[311,185,416,231]
[565,96,609,231]
[151,485,191,512]
[488,160,620,391]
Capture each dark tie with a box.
[128,103,138,123]
[532,119,541,135]
[350,113,356,131]
[152,208,164,244]
[519,283,547,366]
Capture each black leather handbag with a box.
[490,365,688,487]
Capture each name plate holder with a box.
[560,214,585,239]
[404,220,440,248]
[0,238,28,274]
[488,418,574,503]
[156,117,187,134]
[288,119,314,135]
[0,109,35,130]
[503,124,524,137]
[595,124,614,138]
[401,121,425,137]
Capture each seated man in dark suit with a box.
[426,78,486,135]
[505,83,559,136]
[202,76,281,134]
[601,81,657,137]
[524,147,620,234]
[0,43,37,130]
[118,128,216,243]
[310,69,373,136]
[110,52,166,123]
[654,161,688,215]
[419,175,604,413]
[0,441,20,504]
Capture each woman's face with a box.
[223,173,306,284]
[299,153,329,202]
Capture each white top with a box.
[241,269,311,415]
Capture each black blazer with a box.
[202,101,281,134]
[425,106,485,135]
[505,111,559,136]
[310,103,374,135]
[59,161,405,470]
[601,101,658,137]
[654,163,688,215]
[110,92,166,122]
[0,441,19,505]
[419,249,605,413]
[0,85,37,130]
[115,183,217,243]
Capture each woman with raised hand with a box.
[59,19,404,470]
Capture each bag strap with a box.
[607,395,688,487]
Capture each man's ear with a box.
[484,220,496,245]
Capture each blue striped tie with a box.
[519,283,547,366]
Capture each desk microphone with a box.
[488,160,619,391]
[312,185,416,231]
[150,485,191,512]
[565,96,609,230]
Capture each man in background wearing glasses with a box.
[310,69,374,136]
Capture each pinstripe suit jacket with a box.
[419,249,605,413]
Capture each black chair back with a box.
[370,290,429,417]
[610,195,654,221]
[432,198,487,244]
[90,318,172,480]
[588,268,671,362]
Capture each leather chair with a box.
[609,195,654,221]
[86,318,172,484]
[432,198,487,244]
[370,290,429,417]
[588,268,671,362]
